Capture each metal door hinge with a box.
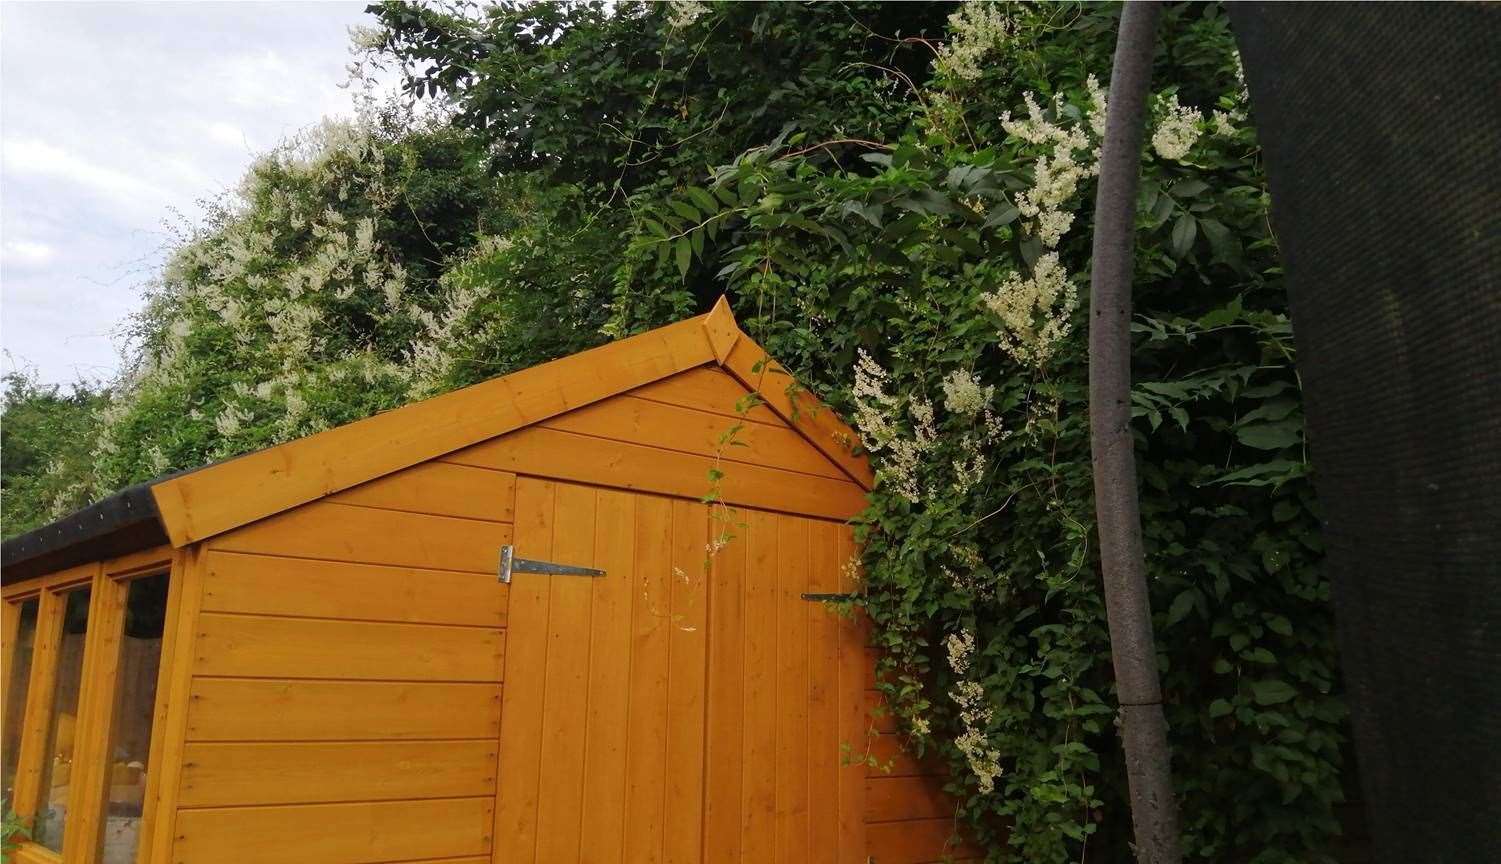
[498,545,606,584]
[801,592,858,602]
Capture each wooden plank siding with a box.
[443,369,869,523]
[166,462,516,864]
[495,478,710,864]
[701,507,875,864]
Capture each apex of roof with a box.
[151,297,869,548]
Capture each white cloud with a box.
[0,239,56,268]
[206,121,251,150]
[2,137,176,218]
[0,1,392,386]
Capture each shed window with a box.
[35,586,91,852]
[100,572,169,863]
[2,597,40,803]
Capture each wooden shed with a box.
[1,299,973,864]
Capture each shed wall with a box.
[157,366,967,864]
[162,461,515,864]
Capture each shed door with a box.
[493,477,868,864]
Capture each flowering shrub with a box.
[616,4,1346,861]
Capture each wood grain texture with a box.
[836,528,869,864]
[806,521,842,864]
[171,796,494,864]
[492,478,555,864]
[446,426,867,522]
[192,613,505,682]
[200,551,507,628]
[621,495,672,864]
[327,462,516,523]
[177,740,497,807]
[627,366,781,425]
[864,817,980,864]
[774,517,811,864]
[495,481,714,864]
[151,313,715,547]
[865,775,957,823]
[662,498,708,864]
[540,394,847,479]
[719,337,874,491]
[577,489,634,864]
[530,483,595,864]
[207,502,511,574]
[739,509,778,863]
[702,498,746,863]
[184,679,501,742]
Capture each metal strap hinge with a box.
[801,592,858,602]
[498,545,606,584]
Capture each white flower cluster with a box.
[854,349,935,503]
[941,368,993,417]
[982,251,1078,367]
[1000,78,1107,251]
[978,78,1107,367]
[665,0,709,30]
[405,279,486,399]
[1151,93,1202,162]
[853,354,1007,502]
[946,629,976,676]
[946,633,1003,795]
[935,1,1015,82]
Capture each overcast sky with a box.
[1,1,385,388]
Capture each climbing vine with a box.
[621,4,1345,861]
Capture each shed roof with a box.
[1,299,870,581]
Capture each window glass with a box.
[100,574,169,864]
[34,587,90,852]
[2,598,41,804]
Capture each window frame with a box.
[2,546,182,864]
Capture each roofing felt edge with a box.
[1,298,872,583]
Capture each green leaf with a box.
[1171,178,1209,197]
[1272,499,1301,522]
[685,186,719,216]
[674,237,692,279]
[668,198,700,222]
[1266,615,1294,636]
[1235,420,1301,450]
[1209,698,1234,717]
[1167,590,1196,626]
[1170,214,1198,258]
[1252,680,1297,705]
[1244,647,1276,664]
[983,204,1020,228]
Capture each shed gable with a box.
[143,298,871,552]
[441,365,868,522]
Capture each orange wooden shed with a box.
[1,299,973,864]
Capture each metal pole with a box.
[1086,3,1183,862]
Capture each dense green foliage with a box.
[1,371,105,534]
[1,3,1347,861]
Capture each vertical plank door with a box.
[493,481,871,864]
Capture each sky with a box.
[1,0,388,388]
